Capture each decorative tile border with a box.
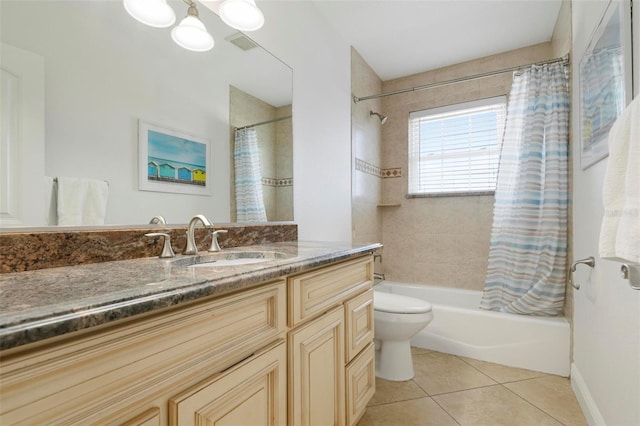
[381,168,402,178]
[262,177,293,187]
[355,158,382,177]
[355,158,402,178]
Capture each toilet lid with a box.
[374,291,432,314]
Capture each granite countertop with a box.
[0,241,381,351]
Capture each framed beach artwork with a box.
[138,120,212,196]
[578,0,633,170]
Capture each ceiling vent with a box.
[225,32,258,51]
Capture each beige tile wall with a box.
[275,104,294,221]
[351,48,383,245]
[379,43,555,290]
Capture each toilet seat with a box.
[374,291,432,314]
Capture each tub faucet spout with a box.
[183,214,212,255]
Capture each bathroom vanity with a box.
[0,241,379,425]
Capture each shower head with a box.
[370,110,388,125]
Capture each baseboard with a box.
[571,363,605,426]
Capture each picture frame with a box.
[138,120,212,196]
[578,0,633,170]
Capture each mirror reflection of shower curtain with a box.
[480,61,569,316]
[234,128,267,222]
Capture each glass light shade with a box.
[123,0,175,28]
[171,15,215,52]
[219,0,265,31]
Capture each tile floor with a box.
[357,347,587,426]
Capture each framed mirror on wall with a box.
[578,0,633,170]
[0,0,292,228]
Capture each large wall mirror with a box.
[0,0,292,228]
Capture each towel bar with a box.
[52,177,109,186]
[620,264,640,290]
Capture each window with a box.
[408,96,506,196]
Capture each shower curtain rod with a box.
[235,115,292,131]
[352,54,569,103]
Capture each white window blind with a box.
[408,96,506,196]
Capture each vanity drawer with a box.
[0,281,286,425]
[345,343,376,426]
[288,256,373,327]
[344,289,374,363]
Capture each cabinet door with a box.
[345,343,375,426]
[344,289,374,363]
[169,340,287,426]
[289,306,345,426]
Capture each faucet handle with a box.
[208,230,228,252]
[145,232,176,258]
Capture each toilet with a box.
[373,290,433,381]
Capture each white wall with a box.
[250,2,353,242]
[570,1,640,425]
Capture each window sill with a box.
[406,191,495,199]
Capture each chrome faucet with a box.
[183,214,213,255]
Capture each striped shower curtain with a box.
[234,128,267,222]
[480,62,569,316]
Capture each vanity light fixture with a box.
[219,0,264,31]
[124,0,263,52]
[171,0,215,52]
[123,0,176,28]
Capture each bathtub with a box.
[375,281,570,376]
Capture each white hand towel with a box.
[599,97,640,264]
[56,177,109,226]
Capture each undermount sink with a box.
[173,250,288,268]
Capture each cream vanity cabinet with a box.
[0,255,375,425]
[288,256,376,426]
[0,281,287,425]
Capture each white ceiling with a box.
[312,0,564,81]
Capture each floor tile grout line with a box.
[454,353,552,384]
[410,378,431,397]
[411,351,499,394]
[366,393,429,408]
[426,382,504,398]
[452,354,504,385]
[429,393,463,426]
[500,383,569,425]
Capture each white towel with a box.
[599,97,640,264]
[56,177,109,226]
